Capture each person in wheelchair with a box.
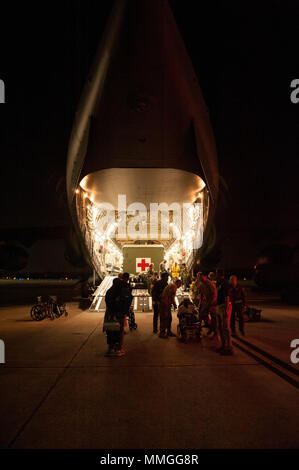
[177,298,198,321]
[177,298,201,342]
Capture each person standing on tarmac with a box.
[104,278,128,357]
[216,269,233,355]
[151,272,169,334]
[190,272,202,307]
[148,271,159,295]
[197,273,218,338]
[159,279,182,338]
[159,259,167,275]
[146,263,155,291]
[120,272,133,335]
[208,272,217,284]
[228,275,247,336]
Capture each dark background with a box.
[0,0,298,272]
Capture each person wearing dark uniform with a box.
[216,269,233,355]
[228,275,247,336]
[151,272,168,333]
[104,278,128,356]
[148,271,159,295]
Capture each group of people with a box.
[143,260,188,294]
[151,265,247,354]
[190,268,247,355]
[103,263,247,357]
[159,259,188,287]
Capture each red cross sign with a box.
[136,258,151,273]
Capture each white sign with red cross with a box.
[136,258,151,273]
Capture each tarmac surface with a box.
[0,292,299,449]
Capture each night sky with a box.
[0,0,298,268]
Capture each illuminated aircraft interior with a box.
[75,168,209,277]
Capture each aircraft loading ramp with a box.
[90,276,188,313]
